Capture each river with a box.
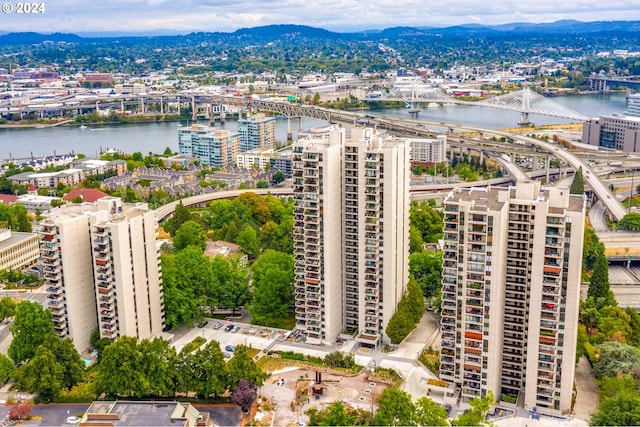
[0,93,630,160]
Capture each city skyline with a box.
[1,0,639,35]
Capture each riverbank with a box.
[0,114,184,129]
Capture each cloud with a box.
[1,0,639,33]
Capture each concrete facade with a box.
[439,182,585,416]
[237,113,276,151]
[0,229,40,272]
[178,124,240,167]
[40,197,164,352]
[582,114,640,152]
[292,126,410,347]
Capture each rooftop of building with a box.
[63,188,109,203]
[0,229,38,251]
[82,400,213,427]
[446,182,585,213]
[204,240,243,259]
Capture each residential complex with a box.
[178,124,240,167]
[236,148,293,177]
[40,197,164,352]
[582,114,640,152]
[410,134,447,166]
[292,126,410,347]
[237,113,276,151]
[439,182,585,416]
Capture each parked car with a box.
[232,326,241,333]
[213,322,223,330]
[197,320,208,328]
[225,345,235,352]
[225,323,235,332]
[67,416,81,425]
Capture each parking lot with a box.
[173,318,288,354]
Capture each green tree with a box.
[0,297,16,320]
[409,225,424,253]
[588,253,613,306]
[414,396,449,426]
[212,256,251,313]
[373,387,416,426]
[139,338,177,397]
[451,391,494,426]
[96,336,147,397]
[570,166,585,194]
[227,345,267,388]
[593,342,640,382]
[590,392,640,426]
[385,280,424,344]
[617,212,640,230]
[192,341,228,398]
[47,337,85,390]
[9,301,57,364]
[409,250,443,300]
[271,170,285,185]
[0,353,14,384]
[174,220,207,251]
[249,250,294,324]
[583,226,605,271]
[320,401,356,426]
[163,201,192,236]
[16,346,63,401]
[236,226,260,259]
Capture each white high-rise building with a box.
[292,126,410,347]
[40,197,164,352]
[439,182,585,416]
[627,93,640,117]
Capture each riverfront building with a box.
[292,126,410,347]
[178,124,240,168]
[237,113,276,152]
[40,197,164,352]
[582,114,640,152]
[439,182,585,416]
[628,93,640,117]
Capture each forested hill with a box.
[2,20,640,46]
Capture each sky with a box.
[1,0,640,34]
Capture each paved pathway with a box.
[573,356,599,423]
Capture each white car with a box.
[67,416,81,424]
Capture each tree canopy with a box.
[9,301,57,364]
[249,250,294,326]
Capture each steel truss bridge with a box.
[147,94,624,221]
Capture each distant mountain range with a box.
[1,20,640,44]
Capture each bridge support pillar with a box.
[518,111,531,126]
[545,156,550,184]
[191,96,197,122]
[160,97,163,115]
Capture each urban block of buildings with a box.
[178,114,277,168]
[439,181,585,416]
[40,197,164,352]
[8,158,127,189]
[292,126,410,347]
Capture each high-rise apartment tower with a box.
[40,197,164,352]
[439,182,585,416]
[292,126,410,347]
